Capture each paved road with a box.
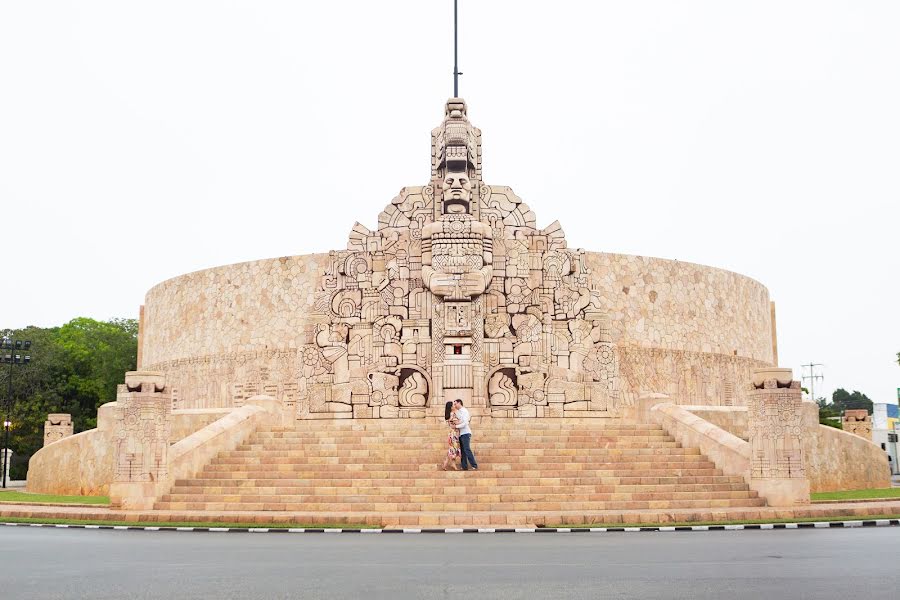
[2,527,898,599]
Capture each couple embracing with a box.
[441,399,478,471]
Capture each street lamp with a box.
[1,337,32,488]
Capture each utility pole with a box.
[453,0,463,97]
[1,337,32,488]
[801,362,824,404]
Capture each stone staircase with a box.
[154,418,764,518]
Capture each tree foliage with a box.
[1,318,137,478]
[831,388,874,414]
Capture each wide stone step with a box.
[154,497,767,512]
[219,447,692,460]
[203,457,716,477]
[175,474,744,487]
[195,468,728,482]
[242,439,680,448]
[208,457,712,470]
[280,420,662,429]
[216,447,703,459]
[159,493,760,508]
[255,430,669,440]
[167,482,753,496]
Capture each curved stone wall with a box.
[584,253,772,362]
[141,254,331,366]
[143,252,771,365]
[139,250,773,410]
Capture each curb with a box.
[3,519,899,534]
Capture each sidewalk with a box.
[2,499,900,527]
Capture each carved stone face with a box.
[442,171,472,213]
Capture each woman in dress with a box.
[441,400,461,471]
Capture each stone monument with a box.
[24,95,891,513]
[137,98,777,419]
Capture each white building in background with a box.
[872,403,899,475]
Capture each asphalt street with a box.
[1,527,898,599]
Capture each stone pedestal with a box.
[842,409,872,440]
[109,371,172,510]
[44,413,74,446]
[748,368,810,506]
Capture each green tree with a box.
[1,317,137,479]
[56,317,138,426]
[831,387,874,414]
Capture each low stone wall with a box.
[649,402,750,481]
[686,406,748,439]
[168,404,275,486]
[806,420,891,492]
[27,406,235,497]
[27,403,119,496]
[170,408,233,441]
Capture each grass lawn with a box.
[544,514,900,528]
[0,490,110,505]
[811,488,900,501]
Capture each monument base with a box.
[750,478,810,507]
[109,481,162,510]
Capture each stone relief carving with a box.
[748,374,806,479]
[842,409,872,440]
[113,372,172,484]
[43,413,73,447]
[282,98,626,418]
[488,370,517,407]
[618,346,767,407]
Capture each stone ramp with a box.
[154,418,765,515]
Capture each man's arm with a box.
[454,411,468,430]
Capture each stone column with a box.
[1,448,12,486]
[748,368,810,506]
[43,414,74,446]
[109,371,172,510]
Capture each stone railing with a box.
[649,401,750,481]
[108,372,283,509]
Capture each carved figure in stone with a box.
[398,371,428,407]
[488,371,517,407]
[368,371,399,407]
[155,96,624,420]
[316,323,349,383]
[484,312,512,339]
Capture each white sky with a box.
[2,1,898,404]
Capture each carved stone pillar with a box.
[747,368,810,506]
[842,409,872,440]
[109,371,172,509]
[43,413,73,446]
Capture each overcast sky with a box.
[2,1,898,404]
